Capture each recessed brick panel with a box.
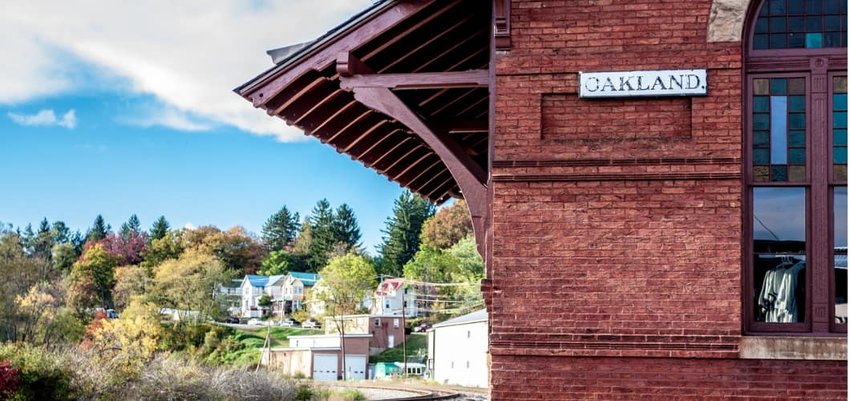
[541,94,692,142]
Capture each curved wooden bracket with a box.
[350,86,490,258]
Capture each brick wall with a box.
[488,0,846,399]
[491,356,847,400]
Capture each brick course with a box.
[488,0,846,399]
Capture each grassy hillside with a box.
[369,333,428,363]
[207,326,322,366]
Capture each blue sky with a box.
[0,1,408,253]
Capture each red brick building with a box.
[238,0,847,398]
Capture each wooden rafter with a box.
[339,70,488,91]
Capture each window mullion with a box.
[810,59,831,332]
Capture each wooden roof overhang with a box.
[235,0,492,255]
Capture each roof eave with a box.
[233,0,396,96]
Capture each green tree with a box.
[446,235,484,281]
[314,253,377,378]
[51,220,71,244]
[306,199,335,271]
[257,294,272,308]
[377,191,436,277]
[51,242,78,273]
[119,214,142,240]
[333,204,362,252]
[67,243,119,311]
[261,206,300,252]
[258,250,294,276]
[149,216,170,242]
[86,215,110,243]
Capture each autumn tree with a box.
[67,243,118,312]
[182,226,266,274]
[377,191,435,277]
[261,206,300,251]
[141,230,184,269]
[152,249,232,321]
[102,231,147,266]
[420,199,473,249]
[0,233,43,341]
[90,297,162,376]
[112,265,151,310]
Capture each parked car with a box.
[279,318,301,327]
[247,318,263,326]
[301,319,321,329]
[225,316,240,324]
[412,323,432,332]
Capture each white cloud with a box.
[0,1,373,141]
[183,222,195,230]
[118,103,214,132]
[8,109,77,129]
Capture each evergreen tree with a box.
[149,216,170,241]
[307,199,336,271]
[86,215,110,243]
[32,218,54,261]
[332,204,362,251]
[261,206,300,251]
[119,214,142,240]
[377,191,436,277]
[51,221,71,244]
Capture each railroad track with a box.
[324,384,463,401]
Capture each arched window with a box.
[746,0,847,334]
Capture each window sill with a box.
[740,336,847,360]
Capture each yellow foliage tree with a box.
[91,297,162,376]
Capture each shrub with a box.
[0,343,71,401]
[121,355,298,401]
[0,360,21,400]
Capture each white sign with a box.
[579,69,707,98]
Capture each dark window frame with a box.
[744,0,847,335]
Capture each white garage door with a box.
[344,355,367,380]
[312,354,338,381]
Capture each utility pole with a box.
[402,284,407,377]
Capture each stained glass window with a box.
[752,77,807,182]
[753,0,847,49]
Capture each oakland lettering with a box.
[579,69,707,98]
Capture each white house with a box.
[281,272,319,312]
[427,309,488,388]
[372,278,419,318]
[240,274,285,318]
[240,273,321,318]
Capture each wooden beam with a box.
[339,70,488,91]
[242,1,434,107]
